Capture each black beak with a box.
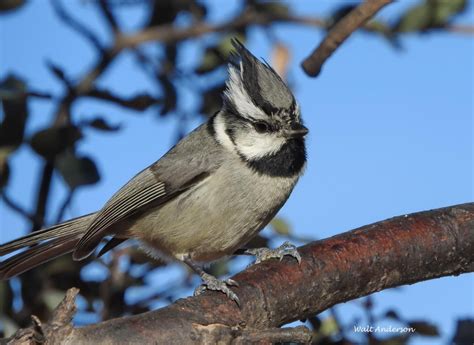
[284,124,309,138]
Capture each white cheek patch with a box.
[213,112,236,153]
[236,131,286,160]
[224,66,267,121]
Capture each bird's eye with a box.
[253,121,270,133]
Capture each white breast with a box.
[130,157,299,262]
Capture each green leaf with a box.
[0,0,25,13]
[217,33,246,57]
[0,157,10,188]
[366,20,401,50]
[320,316,339,336]
[433,0,466,23]
[46,60,68,84]
[56,151,100,189]
[377,334,409,345]
[209,259,229,277]
[158,75,176,116]
[196,47,223,74]
[86,117,121,132]
[0,75,28,151]
[41,289,68,311]
[199,84,225,116]
[30,125,82,159]
[245,234,269,249]
[196,33,246,75]
[0,281,13,314]
[395,0,466,32]
[254,2,290,16]
[385,309,401,320]
[270,217,292,236]
[408,320,439,337]
[451,318,474,345]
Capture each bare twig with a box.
[117,12,328,49]
[302,0,394,77]
[31,161,54,231]
[97,0,120,34]
[1,191,37,225]
[55,189,75,224]
[85,89,161,110]
[113,9,474,52]
[51,0,104,53]
[49,287,79,328]
[445,24,474,35]
[5,288,79,344]
[27,90,53,99]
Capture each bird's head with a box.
[212,39,307,176]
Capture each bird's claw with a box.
[246,241,301,264]
[194,273,240,306]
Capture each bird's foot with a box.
[246,241,301,265]
[194,272,240,306]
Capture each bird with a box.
[0,40,308,304]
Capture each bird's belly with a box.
[129,167,298,262]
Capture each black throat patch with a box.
[243,138,306,177]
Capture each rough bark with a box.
[5,203,473,344]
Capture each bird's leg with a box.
[243,241,301,265]
[182,255,240,305]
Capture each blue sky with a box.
[0,1,472,344]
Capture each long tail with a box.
[0,213,95,280]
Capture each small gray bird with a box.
[0,40,308,303]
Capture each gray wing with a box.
[73,123,223,260]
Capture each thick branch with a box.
[11,203,471,344]
[302,0,393,76]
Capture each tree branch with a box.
[85,89,161,111]
[302,0,393,76]
[0,191,37,225]
[116,9,473,51]
[51,0,104,53]
[97,0,120,34]
[445,24,474,35]
[7,203,473,344]
[116,11,327,49]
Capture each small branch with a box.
[302,0,393,77]
[445,24,474,35]
[0,192,37,225]
[27,90,53,100]
[6,288,79,344]
[117,12,328,49]
[49,287,79,328]
[85,89,161,111]
[97,0,120,34]
[75,50,119,95]
[31,161,55,231]
[52,0,104,52]
[55,189,75,224]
